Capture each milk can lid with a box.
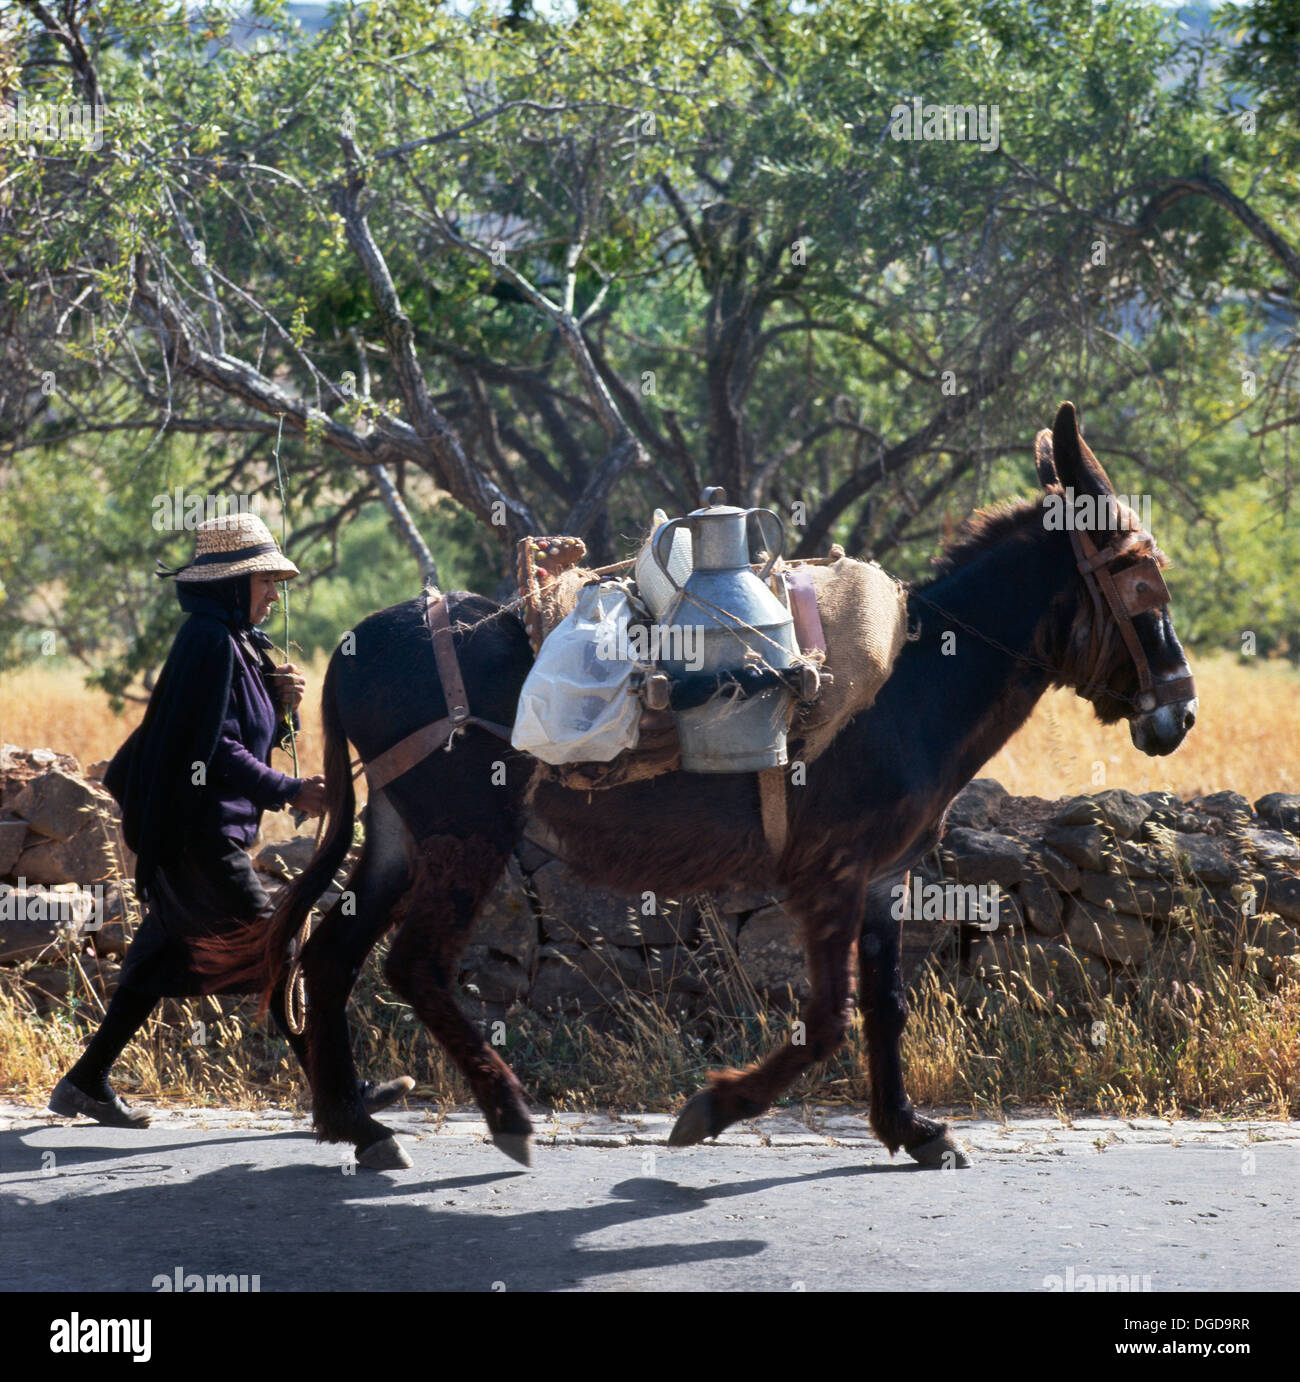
[688,486,749,517]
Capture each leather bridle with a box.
[1068,526,1197,713]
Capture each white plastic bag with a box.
[511,581,644,764]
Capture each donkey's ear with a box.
[1034,428,1058,488]
[1052,400,1114,497]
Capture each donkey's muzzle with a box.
[1130,696,1198,756]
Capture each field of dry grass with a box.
[983,654,1300,802]
[1,650,1297,1119]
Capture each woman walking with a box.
[50,512,410,1126]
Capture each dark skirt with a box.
[117,834,272,997]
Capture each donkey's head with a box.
[1035,401,1197,756]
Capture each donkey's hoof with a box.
[492,1133,532,1168]
[669,1091,717,1147]
[908,1130,972,1169]
[356,1135,413,1171]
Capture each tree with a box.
[2,0,1296,688]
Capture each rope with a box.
[670,562,1146,709]
[902,586,1150,711]
[383,521,1136,719]
[270,412,313,1037]
[285,932,309,1036]
[670,579,817,681]
[270,413,299,776]
[366,542,1138,741]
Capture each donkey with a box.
[202,401,1197,1170]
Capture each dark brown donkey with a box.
[201,401,1198,1170]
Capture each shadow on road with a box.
[5,1121,883,1290]
[2,1126,318,1167]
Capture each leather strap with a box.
[429,588,471,728]
[758,765,788,859]
[364,717,456,793]
[1068,527,1196,712]
[363,593,513,793]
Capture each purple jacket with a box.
[205,632,303,844]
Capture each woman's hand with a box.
[291,774,327,817]
[270,662,307,711]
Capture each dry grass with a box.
[0,951,470,1115]
[984,653,1300,801]
[897,933,1298,1121]
[0,656,330,779]
[1,655,337,835]
[2,865,1295,1121]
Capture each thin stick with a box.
[270,413,300,776]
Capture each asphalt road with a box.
[2,1102,1296,1293]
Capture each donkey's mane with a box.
[922,496,1044,584]
[920,491,1165,589]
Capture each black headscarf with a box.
[104,573,287,892]
[180,573,252,626]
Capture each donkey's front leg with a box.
[860,868,971,1167]
[669,884,859,1147]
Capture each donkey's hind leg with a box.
[299,791,415,1168]
[670,878,860,1147]
[859,867,970,1168]
[383,833,533,1166]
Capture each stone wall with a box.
[922,780,1299,1012]
[2,742,1297,1026]
[0,746,132,1008]
[455,779,1300,1024]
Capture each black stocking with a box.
[65,985,159,1100]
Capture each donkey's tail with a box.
[193,652,357,1011]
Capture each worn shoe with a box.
[359,1076,415,1114]
[48,1077,152,1129]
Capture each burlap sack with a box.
[788,556,909,763]
[536,565,600,641]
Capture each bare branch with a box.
[332,132,538,540]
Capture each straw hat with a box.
[168,513,300,583]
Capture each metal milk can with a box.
[651,487,798,772]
